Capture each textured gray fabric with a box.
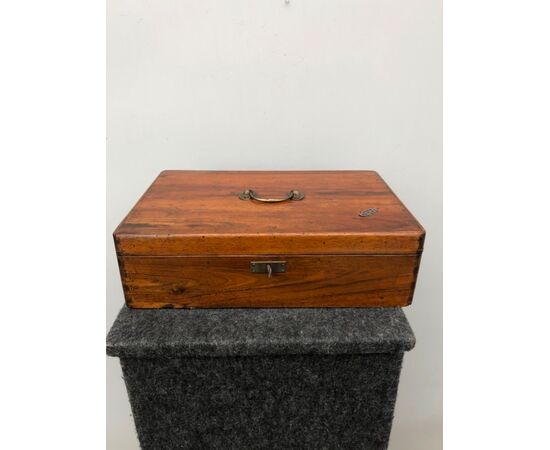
[107,307,415,358]
[108,307,415,450]
[121,353,404,450]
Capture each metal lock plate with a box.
[250,261,287,277]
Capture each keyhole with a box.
[267,264,272,278]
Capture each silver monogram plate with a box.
[359,208,378,217]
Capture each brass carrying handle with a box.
[239,189,305,203]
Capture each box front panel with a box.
[118,254,420,308]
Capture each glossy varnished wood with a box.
[120,255,421,308]
[114,171,425,256]
[114,171,425,308]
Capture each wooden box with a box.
[114,170,425,308]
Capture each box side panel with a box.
[120,353,405,450]
[119,254,420,308]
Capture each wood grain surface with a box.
[114,171,425,308]
[119,254,421,308]
[114,171,425,256]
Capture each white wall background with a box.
[107,1,441,448]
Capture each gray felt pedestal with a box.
[107,307,415,450]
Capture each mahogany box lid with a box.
[114,170,425,256]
